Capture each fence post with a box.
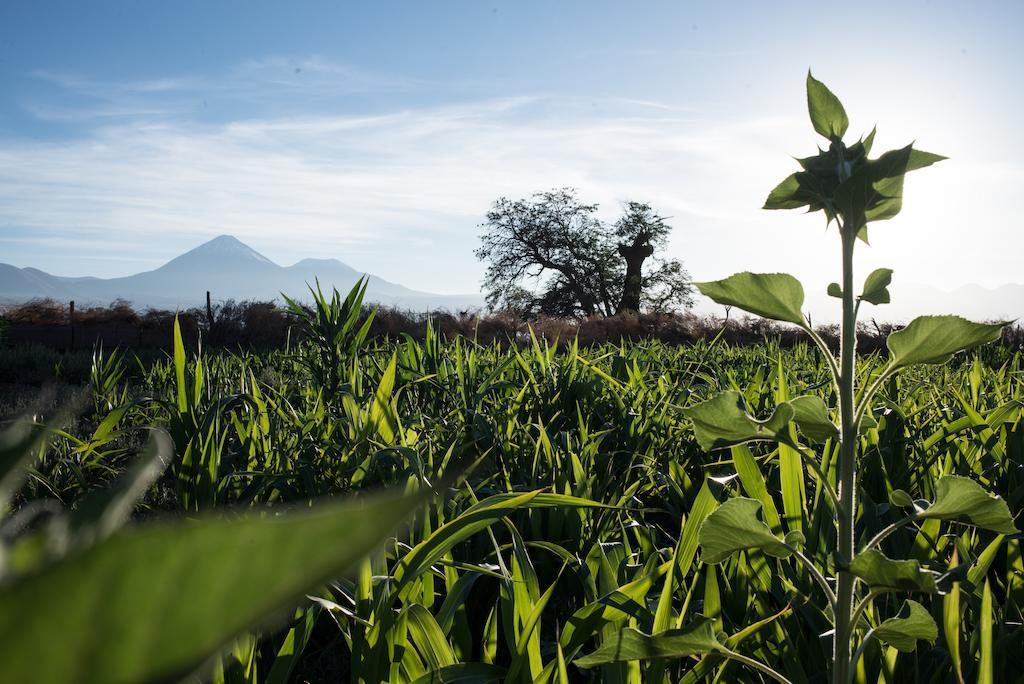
[206,290,214,343]
[69,299,75,350]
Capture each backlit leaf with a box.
[887,316,1007,368]
[874,600,938,653]
[0,489,428,683]
[806,71,849,140]
[696,272,806,326]
[860,268,893,305]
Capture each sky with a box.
[1,1,1022,300]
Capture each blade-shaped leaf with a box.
[806,71,849,140]
[789,395,839,442]
[860,268,894,305]
[887,316,1007,368]
[410,663,507,684]
[696,272,806,326]
[0,489,428,683]
[682,391,794,451]
[574,619,724,667]
[699,497,792,565]
[850,549,938,593]
[918,476,1017,533]
[874,600,938,653]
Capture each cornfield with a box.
[0,301,1020,682]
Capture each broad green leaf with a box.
[0,489,427,684]
[806,71,849,140]
[789,395,838,442]
[887,316,1006,368]
[874,600,938,653]
[696,272,806,326]
[827,282,842,298]
[918,476,1017,533]
[860,268,893,305]
[849,549,938,593]
[682,391,794,451]
[699,497,792,565]
[574,619,724,667]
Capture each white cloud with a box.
[1,63,1022,305]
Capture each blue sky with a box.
[1,1,1022,297]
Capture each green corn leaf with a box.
[409,663,507,684]
[806,71,849,140]
[394,491,605,599]
[699,497,793,564]
[874,600,938,653]
[942,550,965,684]
[860,268,894,305]
[978,580,993,684]
[887,316,1007,368]
[789,395,839,442]
[66,429,175,547]
[0,420,53,514]
[849,549,939,593]
[682,391,794,451]
[696,272,806,326]
[0,489,428,684]
[574,619,725,668]
[918,476,1017,533]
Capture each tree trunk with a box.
[615,242,653,313]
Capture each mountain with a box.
[0,235,483,311]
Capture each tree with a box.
[475,189,694,317]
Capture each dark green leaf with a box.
[699,497,792,565]
[850,549,938,593]
[574,619,724,667]
[682,391,794,451]
[789,395,838,442]
[919,476,1017,533]
[827,283,842,298]
[874,600,938,653]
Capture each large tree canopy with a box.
[475,189,694,317]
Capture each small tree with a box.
[475,189,693,317]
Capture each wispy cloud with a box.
[2,57,1021,298]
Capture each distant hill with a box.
[0,235,483,311]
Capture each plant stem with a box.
[723,649,794,684]
[833,227,858,684]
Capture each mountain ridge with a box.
[0,235,483,311]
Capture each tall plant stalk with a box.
[834,223,857,683]
[687,71,1016,683]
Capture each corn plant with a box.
[679,72,1019,682]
